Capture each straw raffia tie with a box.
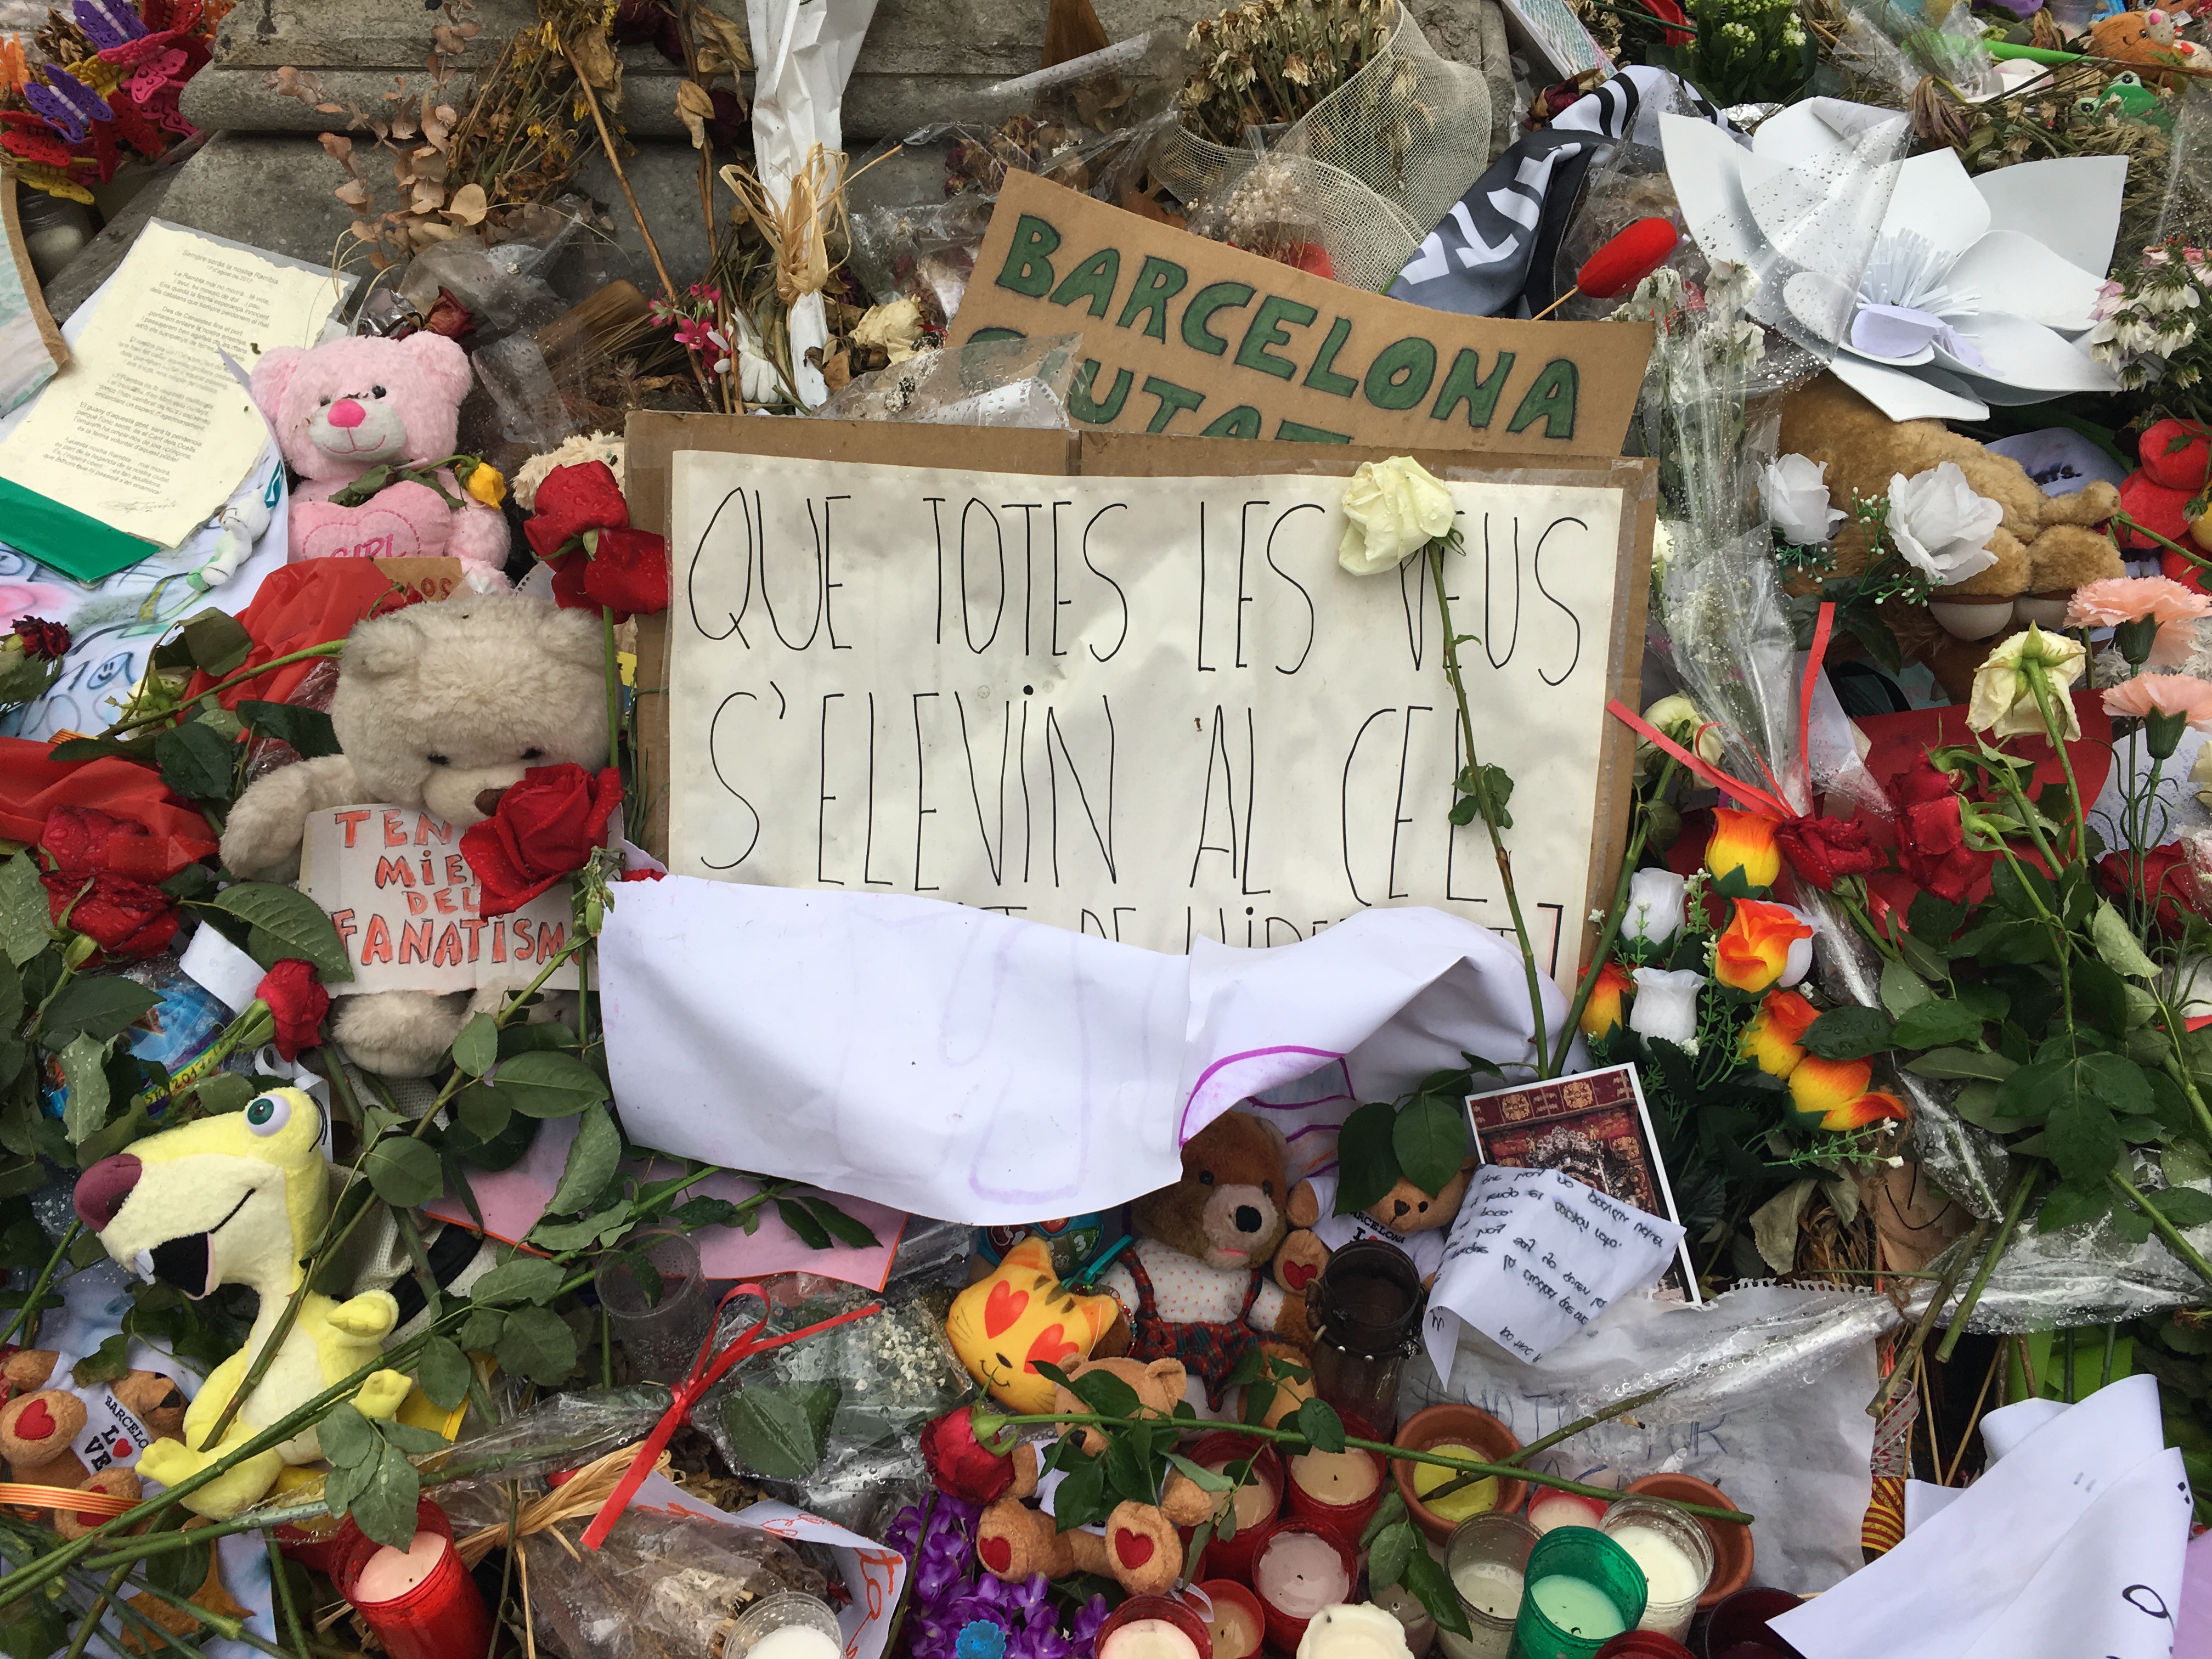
[720,144,849,308]
[453,1444,673,1569]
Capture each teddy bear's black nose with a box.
[1393,1199,1412,1218]
[1234,1205,1262,1233]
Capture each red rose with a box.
[547,550,594,612]
[422,286,476,342]
[2099,842,2208,935]
[1775,815,1881,890]
[524,463,629,561]
[1635,0,1696,46]
[584,528,671,618]
[254,959,330,1061]
[39,806,178,960]
[618,868,665,882]
[460,764,623,919]
[12,618,69,661]
[921,1406,1017,1504]
[1889,758,1992,906]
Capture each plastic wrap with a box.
[812,334,1081,428]
[847,196,995,326]
[1955,1186,2212,1330]
[414,1386,672,1495]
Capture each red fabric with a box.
[255,959,330,1061]
[1776,815,1880,890]
[459,764,622,918]
[0,741,215,873]
[583,529,670,617]
[182,562,413,711]
[39,806,179,959]
[524,463,629,561]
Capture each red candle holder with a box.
[1596,1635,1697,1658]
[1282,1413,1385,1547]
[1245,1517,1360,1654]
[333,1497,492,1659]
[1193,1581,1266,1659]
[273,1512,351,1575]
[1183,1430,1283,1584]
[1096,1593,1214,1659]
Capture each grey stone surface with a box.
[183,0,1515,146]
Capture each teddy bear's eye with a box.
[1262,1181,1273,1197]
[318,396,331,407]
[426,753,450,766]
[1418,1200,1430,1212]
[1198,1170,1215,1186]
[522,747,543,760]
[371,385,387,398]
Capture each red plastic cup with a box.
[332,1497,492,1659]
[1193,1581,1266,1659]
[1246,1518,1360,1653]
[1282,1413,1385,1547]
[1184,1430,1284,1583]
[1096,1594,1214,1659]
[1598,1635,1697,1658]
[1701,1588,1807,1659]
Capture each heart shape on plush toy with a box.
[1282,1260,1317,1290]
[1025,1323,1077,1374]
[979,1536,1013,1574]
[984,1280,1029,1338]
[1113,1527,1155,1569]
[297,501,449,563]
[14,1398,54,1441]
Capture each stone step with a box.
[182,0,1511,148]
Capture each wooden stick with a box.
[1941,1339,2006,1488]
[1530,285,1581,323]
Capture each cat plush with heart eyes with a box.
[944,1236,1126,1414]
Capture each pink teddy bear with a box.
[250,333,509,584]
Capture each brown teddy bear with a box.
[1094,1112,1313,1407]
[1778,375,2123,702]
[974,1357,1215,1596]
[0,1350,188,1541]
[2089,9,2204,87]
[1271,1156,1479,1296]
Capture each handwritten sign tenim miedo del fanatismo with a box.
[658,444,1649,981]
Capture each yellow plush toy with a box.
[945,1236,1125,1414]
[72,1088,414,1517]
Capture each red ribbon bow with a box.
[581,1282,882,1550]
[1606,602,1837,822]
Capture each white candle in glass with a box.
[1099,1619,1204,1659]
[1205,1597,1263,1659]
[747,1628,844,1659]
[1295,1602,1414,1659]
[1205,1461,1279,1530]
[1289,1448,1381,1506]
[1255,1532,1352,1621]
[352,1532,447,1604]
[1606,1519,1708,1638]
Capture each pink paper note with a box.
[2177,1527,2212,1652]
[427,1115,907,1290]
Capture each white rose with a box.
[1641,693,1725,765]
[1339,455,1457,576]
[1760,453,1845,546]
[1629,967,1705,1051]
[1778,902,1815,988]
[1888,462,2002,588]
[1624,868,1687,949]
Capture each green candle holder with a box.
[1508,1527,1647,1659]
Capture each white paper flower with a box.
[1624,868,1688,949]
[1663,100,2123,421]
[1887,462,2002,588]
[1762,454,1846,545]
[1339,456,1457,576]
[1629,967,1705,1051]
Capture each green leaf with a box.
[70,1332,129,1388]
[1402,1535,1470,1638]
[153,720,236,802]
[1164,1452,1235,1493]
[548,1104,622,1215]
[2037,1181,2112,1233]
[1367,1517,1414,1590]
[2147,1187,2212,1228]
[1361,1486,1408,1548]
[0,955,19,1036]
[1295,1397,1345,1453]
[350,1442,422,1550]
[527,1201,628,1252]
[316,1402,378,1469]
[58,1033,110,1144]
[1104,1431,1154,1503]
[672,1196,741,1229]
[1952,1081,2029,1133]
[193,1073,255,1115]
[2114,1195,2156,1245]
[490,1050,610,1118]
[2091,900,2159,979]
[1393,1093,1468,1199]
[774,1197,832,1250]
[323,1449,374,1513]
[1991,860,2055,922]
[2072,959,2131,1042]
[0,856,48,967]
[1448,797,1479,826]
[1802,1006,1895,1060]
[801,1197,882,1250]
[451,1013,498,1078]
[216,883,352,981]
[471,1256,567,1307]
[236,699,341,760]
[2047,1094,2124,1185]
[1908,890,1966,946]
[41,977,158,1044]
[1889,1000,1985,1051]
[178,609,253,677]
[1978,919,2056,966]
[365,1137,442,1207]
[1955,983,2010,1023]
[1052,1452,1109,1531]
[1906,1047,2016,1082]
[1880,960,1934,1017]
[458,1308,506,1352]
[1068,1365,1142,1420]
[494,1304,579,1385]
[721,1381,840,1481]
[1335,1100,1401,1217]
[414,1336,472,1410]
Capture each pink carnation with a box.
[2069,575,2212,664]
[2101,673,2212,727]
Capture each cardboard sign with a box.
[948,172,1649,457]
[298,804,580,995]
[647,426,1651,982]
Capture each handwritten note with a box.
[297,804,581,995]
[1423,1164,1683,1372]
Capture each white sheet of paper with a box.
[297,804,582,994]
[1421,1164,1682,1370]
[599,878,1564,1224]
[667,453,1632,985]
[1774,1375,2192,1659]
[0,221,338,546]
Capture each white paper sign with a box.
[297,804,580,995]
[667,454,1634,983]
[1423,1164,1684,1370]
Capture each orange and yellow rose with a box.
[1705,808,1782,891]
[1741,988,1819,1079]
[1787,1054,1910,1132]
[1714,899,1815,994]
[1581,960,1635,1038]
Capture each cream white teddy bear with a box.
[218,590,607,1075]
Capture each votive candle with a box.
[1526,1492,1611,1534]
[1510,1527,1647,1659]
[1295,1601,1414,1659]
[1409,1443,1499,1523]
[1599,1500,1712,1642]
[1286,1438,1385,1544]
[1435,1514,1537,1659]
[1196,1581,1266,1659]
[1251,1521,1357,1651]
[1097,1596,1214,1659]
[336,1500,490,1659]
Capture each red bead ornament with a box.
[1577,217,1681,300]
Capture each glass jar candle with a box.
[1435,1514,1538,1659]
[1295,1601,1415,1659]
[1599,1499,1712,1642]
[724,1592,845,1659]
[595,1226,715,1383]
[1195,1581,1266,1659]
[1284,1419,1386,1546]
[1370,1579,1437,1658]
[333,1498,492,1659]
[1097,1594,1214,1659]
[1248,1519,1358,1652]
[1511,1528,1648,1659]
[1306,1241,1425,1426]
[1526,1491,1611,1534]
[1186,1430,1283,1583]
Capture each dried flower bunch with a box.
[1180,0,1402,147]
